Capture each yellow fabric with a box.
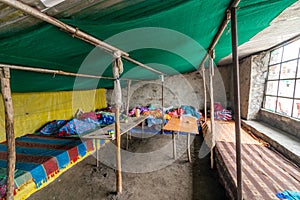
[0,88,106,142]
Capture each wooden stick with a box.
[0,68,15,200]
[172,132,176,159]
[161,75,164,134]
[0,0,166,76]
[126,80,131,115]
[187,133,191,162]
[115,105,122,194]
[126,80,131,149]
[209,56,215,169]
[202,67,207,122]
[0,63,145,82]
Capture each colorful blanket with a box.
[0,134,98,199]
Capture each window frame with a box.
[263,39,300,119]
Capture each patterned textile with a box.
[40,120,67,135]
[214,109,232,121]
[58,119,97,136]
[99,112,115,125]
[0,134,96,199]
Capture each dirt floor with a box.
[28,133,227,200]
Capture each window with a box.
[263,39,300,119]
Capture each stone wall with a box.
[259,109,300,138]
[239,57,252,119]
[107,70,228,111]
[219,51,269,120]
[248,52,269,119]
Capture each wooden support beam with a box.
[199,0,241,68]
[231,6,243,200]
[126,80,131,116]
[0,68,15,200]
[0,0,166,76]
[115,105,122,194]
[209,56,215,169]
[112,55,123,194]
[201,66,207,122]
[161,75,164,133]
[0,63,145,82]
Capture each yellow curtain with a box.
[0,88,106,142]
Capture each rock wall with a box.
[248,52,269,119]
[259,109,300,138]
[107,70,228,112]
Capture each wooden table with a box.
[162,116,199,162]
[82,115,148,166]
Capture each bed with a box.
[0,134,102,199]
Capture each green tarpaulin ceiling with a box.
[0,0,297,92]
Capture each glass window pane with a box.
[282,40,300,62]
[293,100,300,119]
[269,47,283,65]
[264,96,276,112]
[276,97,293,116]
[268,64,280,80]
[266,81,278,96]
[280,60,297,79]
[295,80,300,98]
[278,80,295,98]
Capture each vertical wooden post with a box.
[115,105,122,194]
[126,80,131,116]
[231,7,243,200]
[209,55,215,169]
[113,53,123,194]
[0,68,15,200]
[201,67,207,122]
[161,75,164,134]
[126,80,131,149]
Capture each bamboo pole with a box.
[209,56,215,169]
[112,54,123,194]
[0,68,15,200]
[0,63,145,82]
[199,0,241,68]
[126,80,131,149]
[115,105,122,194]
[0,0,166,76]
[201,66,207,122]
[231,7,243,200]
[161,75,164,133]
[126,80,131,115]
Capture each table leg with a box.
[187,133,191,163]
[96,139,99,167]
[142,121,144,140]
[126,132,129,150]
[172,131,176,159]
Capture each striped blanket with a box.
[0,134,98,199]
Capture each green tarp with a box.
[0,0,297,92]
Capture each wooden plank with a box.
[0,68,15,200]
[163,116,198,134]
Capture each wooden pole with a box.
[126,80,131,116]
[115,105,122,194]
[0,0,166,76]
[112,54,123,194]
[201,67,207,122]
[0,68,15,200]
[0,63,144,82]
[209,56,215,169]
[126,80,131,149]
[161,75,164,133]
[231,7,243,200]
[199,0,241,68]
